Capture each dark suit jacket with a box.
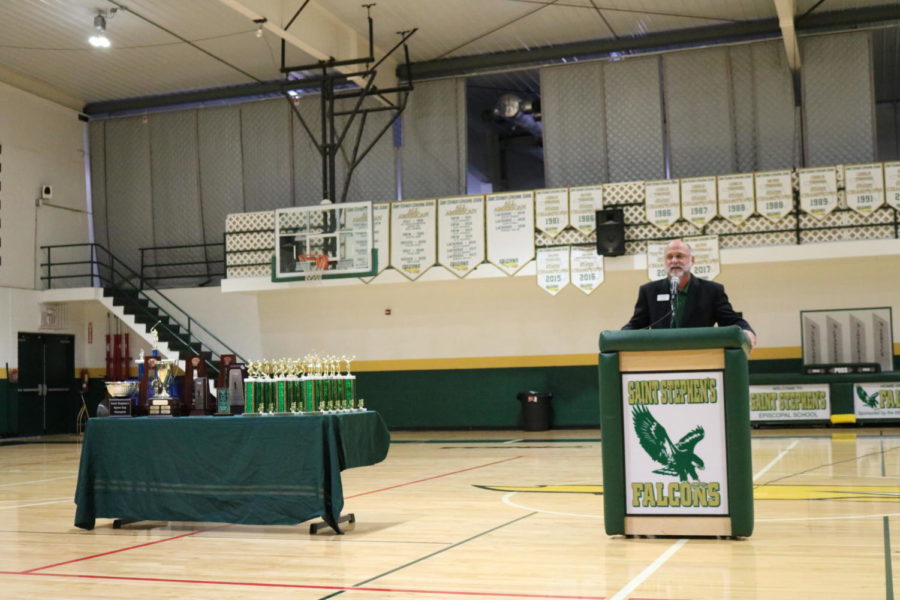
[622,275,753,332]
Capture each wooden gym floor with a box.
[1,426,898,599]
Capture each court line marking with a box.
[608,539,688,600]
[0,475,76,488]
[0,498,71,510]
[752,439,799,482]
[501,492,603,519]
[0,570,621,599]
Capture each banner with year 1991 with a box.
[844,163,885,215]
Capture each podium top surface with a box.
[599,326,750,354]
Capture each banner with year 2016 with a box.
[717,173,755,224]
[570,247,604,294]
[569,185,603,235]
[844,163,885,216]
[754,170,793,222]
[437,195,485,278]
[534,188,568,238]
[486,191,535,275]
[645,180,680,230]
[536,246,570,295]
[798,167,838,219]
[680,176,717,227]
[749,384,831,422]
[390,199,437,281]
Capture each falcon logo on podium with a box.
[632,404,705,482]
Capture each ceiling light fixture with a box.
[88,8,117,48]
[254,17,267,39]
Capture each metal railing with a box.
[139,241,225,289]
[40,243,245,372]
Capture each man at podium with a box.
[622,239,757,349]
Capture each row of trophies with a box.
[244,354,364,414]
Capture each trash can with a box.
[517,391,553,431]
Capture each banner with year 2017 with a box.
[569,185,603,235]
[717,173,755,224]
[645,180,681,230]
[486,191,535,275]
[798,167,838,219]
[754,170,793,222]
[437,195,485,278]
[680,176,717,227]
[390,199,436,281]
[534,188,568,237]
[535,247,569,295]
[749,384,831,422]
[844,163,884,215]
[853,382,900,420]
[623,370,728,515]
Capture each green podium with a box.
[599,326,753,537]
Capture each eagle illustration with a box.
[631,403,705,482]
[856,386,879,409]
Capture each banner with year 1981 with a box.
[534,188,568,237]
[486,191,535,275]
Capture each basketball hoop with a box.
[297,254,329,281]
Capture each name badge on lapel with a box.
[656,294,670,302]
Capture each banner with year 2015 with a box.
[754,170,793,222]
[749,384,831,422]
[486,191,535,275]
[536,247,569,295]
[623,370,728,515]
[645,180,681,230]
[798,167,838,220]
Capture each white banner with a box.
[623,370,728,515]
[371,202,390,274]
[754,170,793,222]
[749,384,831,422]
[486,191,535,275]
[680,176,717,227]
[885,162,900,210]
[645,180,681,230]
[437,195,485,278]
[798,167,838,219]
[646,240,668,281]
[854,382,900,420]
[717,173,755,224]
[534,188,569,237]
[570,247,604,294]
[536,247,570,295]
[569,185,604,235]
[844,163,885,215]
[684,234,720,281]
[390,199,436,281]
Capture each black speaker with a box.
[595,208,625,256]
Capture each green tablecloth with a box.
[74,412,390,531]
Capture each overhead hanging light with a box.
[88,9,113,48]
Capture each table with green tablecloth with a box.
[74,411,390,532]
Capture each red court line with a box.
[4,571,612,599]
[346,456,524,498]
[20,457,520,574]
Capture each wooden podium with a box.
[598,326,753,538]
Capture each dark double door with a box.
[17,332,75,435]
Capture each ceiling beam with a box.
[773,0,801,71]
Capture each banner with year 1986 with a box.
[569,185,603,235]
[486,191,535,275]
[645,180,681,230]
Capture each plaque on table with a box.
[108,397,132,417]
[227,363,246,415]
[191,376,213,416]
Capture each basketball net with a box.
[297,254,329,282]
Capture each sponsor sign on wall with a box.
[622,370,728,516]
[749,384,831,422]
[854,382,900,420]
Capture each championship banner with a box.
[536,247,570,296]
[885,162,900,211]
[390,199,437,281]
[749,384,831,422]
[534,188,569,237]
[844,163,884,215]
[645,180,681,230]
[437,195,485,278]
[570,247,604,294]
[569,185,604,235]
[717,173,755,224]
[486,191,535,275]
[854,382,900,420]
[798,167,838,220]
[622,370,728,515]
[683,234,719,281]
[646,240,668,281]
[680,176,717,227]
[754,170,793,222]
[360,202,390,282]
